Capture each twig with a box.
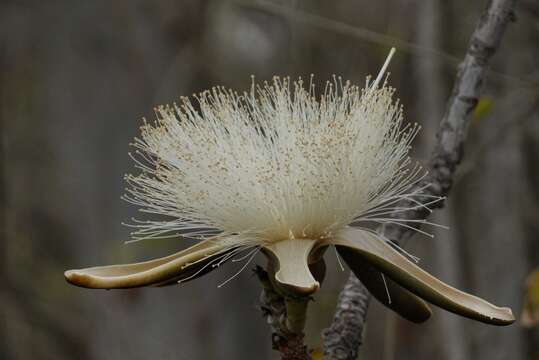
[255,266,311,360]
[242,0,459,66]
[235,0,530,87]
[322,0,518,358]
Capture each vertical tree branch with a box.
[322,0,517,358]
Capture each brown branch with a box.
[322,0,518,358]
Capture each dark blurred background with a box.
[2,0,539,359]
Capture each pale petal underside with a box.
[262,239,320,297]
[334,227,514,326]
[64,239,234,289]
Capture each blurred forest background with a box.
[2,0,539,359]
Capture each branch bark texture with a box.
[322,0,517,358]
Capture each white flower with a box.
[65,49,514,327]
[125,69,418,247]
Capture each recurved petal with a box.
[337,245,432,323]
[333,227,514,326]
[64,238,235,289]
[262,239,320,297]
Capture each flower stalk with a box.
[284,297,310,335]
[255,266,311,359]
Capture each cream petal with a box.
[333,227,514,326]
[337,246,431,323]
[262,239,320,297]
[64,239,234,289]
